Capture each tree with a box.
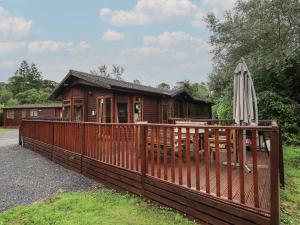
[157,82,171,91]
[91,64,124,80]
[8,60,43,95]
[90,65,109,78]
[205,0,300,143]
[111,64,124,80]
[175,80,210,100]
[133,79,141,84]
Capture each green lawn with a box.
[0,127,15,133]
[0,127,9,133]
[281,145,300,225]
[0,189,196,225]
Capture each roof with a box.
[3,103,62,109]
[50,70,212,104]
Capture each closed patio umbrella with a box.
[233,57,258,171]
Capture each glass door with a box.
[97,96,113,123]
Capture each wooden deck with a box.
[19,120,282,225]
[144,150,270,212]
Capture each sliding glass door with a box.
[97,95,113,123]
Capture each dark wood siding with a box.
[143,96,160,123]
[3,107,62,128]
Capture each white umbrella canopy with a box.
[232,57,258,172]
[233,58,258,125]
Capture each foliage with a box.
[258,91,300,144]
[212,95,232,119]
[90,64,124,80]
[0,60,57,111]
[15,88,53,105]
[205,0,300,144]
[133,79,141,84]
[157,82,171,91]
[175,80,210,100]
[0,189,195,225]
[281,146,300,225]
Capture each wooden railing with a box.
[20,120,282,225]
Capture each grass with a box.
[0,127,9,133]
[0,189,196,225]
[281,145,300,225]
[0,127,15,133]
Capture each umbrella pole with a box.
[243,129,251,173]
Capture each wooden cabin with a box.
[3,103,62,128]
[49,70,212,123]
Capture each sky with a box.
[0,0,236,87]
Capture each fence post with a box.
[51,122,55,161]
[81,123,86,174]
[278,127,285,188]
[270,125,280,225]
[19,122,22,145]
[140,124,146,196]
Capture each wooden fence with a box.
[19,120,282,225]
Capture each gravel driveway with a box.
[0,144,99,211]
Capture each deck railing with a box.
[19,120,282,225]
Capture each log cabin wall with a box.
[143,96,160,123]
[60,84,211,124]
[3,107,62,128]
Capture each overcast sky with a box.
[0,0,236,87]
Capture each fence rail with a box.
[19,120,281,225]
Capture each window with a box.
[63,100,71,121]
[7,110,14,119]
[73,99,84,121]
[97,96,112,123]
[105,98,111,123]
[117,103,128,123]
[30,109,38,117]
[22,109,26,118]
[133,97,143,123]
[162,104,168,122]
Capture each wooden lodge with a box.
[49,70,212,123]
[18,70,283,225]
[3,103,62,128]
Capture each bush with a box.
[258,91,300,145]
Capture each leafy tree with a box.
[7,98,19,106]
[205,0,300,143]
[133,79,141,84]
[157,82,171,91]
[8,60,43,95]
[0,60,57,111]
[175,80,210,100]
[15,89,52,104]
[91,64,124,80]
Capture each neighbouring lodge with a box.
[49,70,212,123]
[3,103,62,128]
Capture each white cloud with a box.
[143,31,208,49]
[99,0,237,27]
[0,41,27,53]
[0,61,16,68]
[123,46,168,57]
[28,40,89,53]
[0,6,32,39]
[202,0,236,11]
[191,10,206,28]
[102,30,124,42]
[99,0,197,26]
[0,40,89,54]
[178,59,211,69]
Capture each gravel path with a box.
[0,144,100,211]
